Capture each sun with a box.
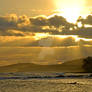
[54,0,86,23]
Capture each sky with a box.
[0,0,92,38]
[0,0,92,23]
[0,0,54,16]
[0,0,92,41]
[0,0,92,65]
[0,0,92,15]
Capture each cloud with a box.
[85,15,92,25]
[0,14,17,30]
[48,15,68,29]
[7,30,28,36]
[30,16,48,26]
[0,36,35,47]
[77,15,92,26]
[0,14,31,31]
[0,14,70,33]
[0,34,92,49]
[22,36,92,47]
[17,15,30,28]
[0,13,92,39]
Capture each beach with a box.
[0,78,92,92]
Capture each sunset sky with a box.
[0,0,92,22]
[0,0,92,65]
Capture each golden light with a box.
[55,35,80,42]
[54,0,86,23]
[53,35,92,42]
[77,22,83,28]
[34,33,92,42]
[79,38,92,42]
[54,35,78,39]
[34,33,50,40]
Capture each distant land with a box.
[0,57,91,73]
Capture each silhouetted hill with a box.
[0,58,86,72]
[83,57,92,72]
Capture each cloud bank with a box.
[0,14,92,47]
[0,14,92,37]
[0,36,92,47]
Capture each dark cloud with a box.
[30,16,48,26]
[0,14,69,35]
[48,15,68,29]
[17,15,30,27]
[85,15,92,25]
[77,15,92,26]
[0,14,17,30]
[0,14,92,39]
[0,14,30,31]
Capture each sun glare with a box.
[34,33,49,40]
[54,0,86,23]
[56,35,92,42]
[34,33,92,42]
[55,35,80,42]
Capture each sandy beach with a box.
[0,78,92,92]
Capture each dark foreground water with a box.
[0,72,91,79]
[0,72,92,92]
